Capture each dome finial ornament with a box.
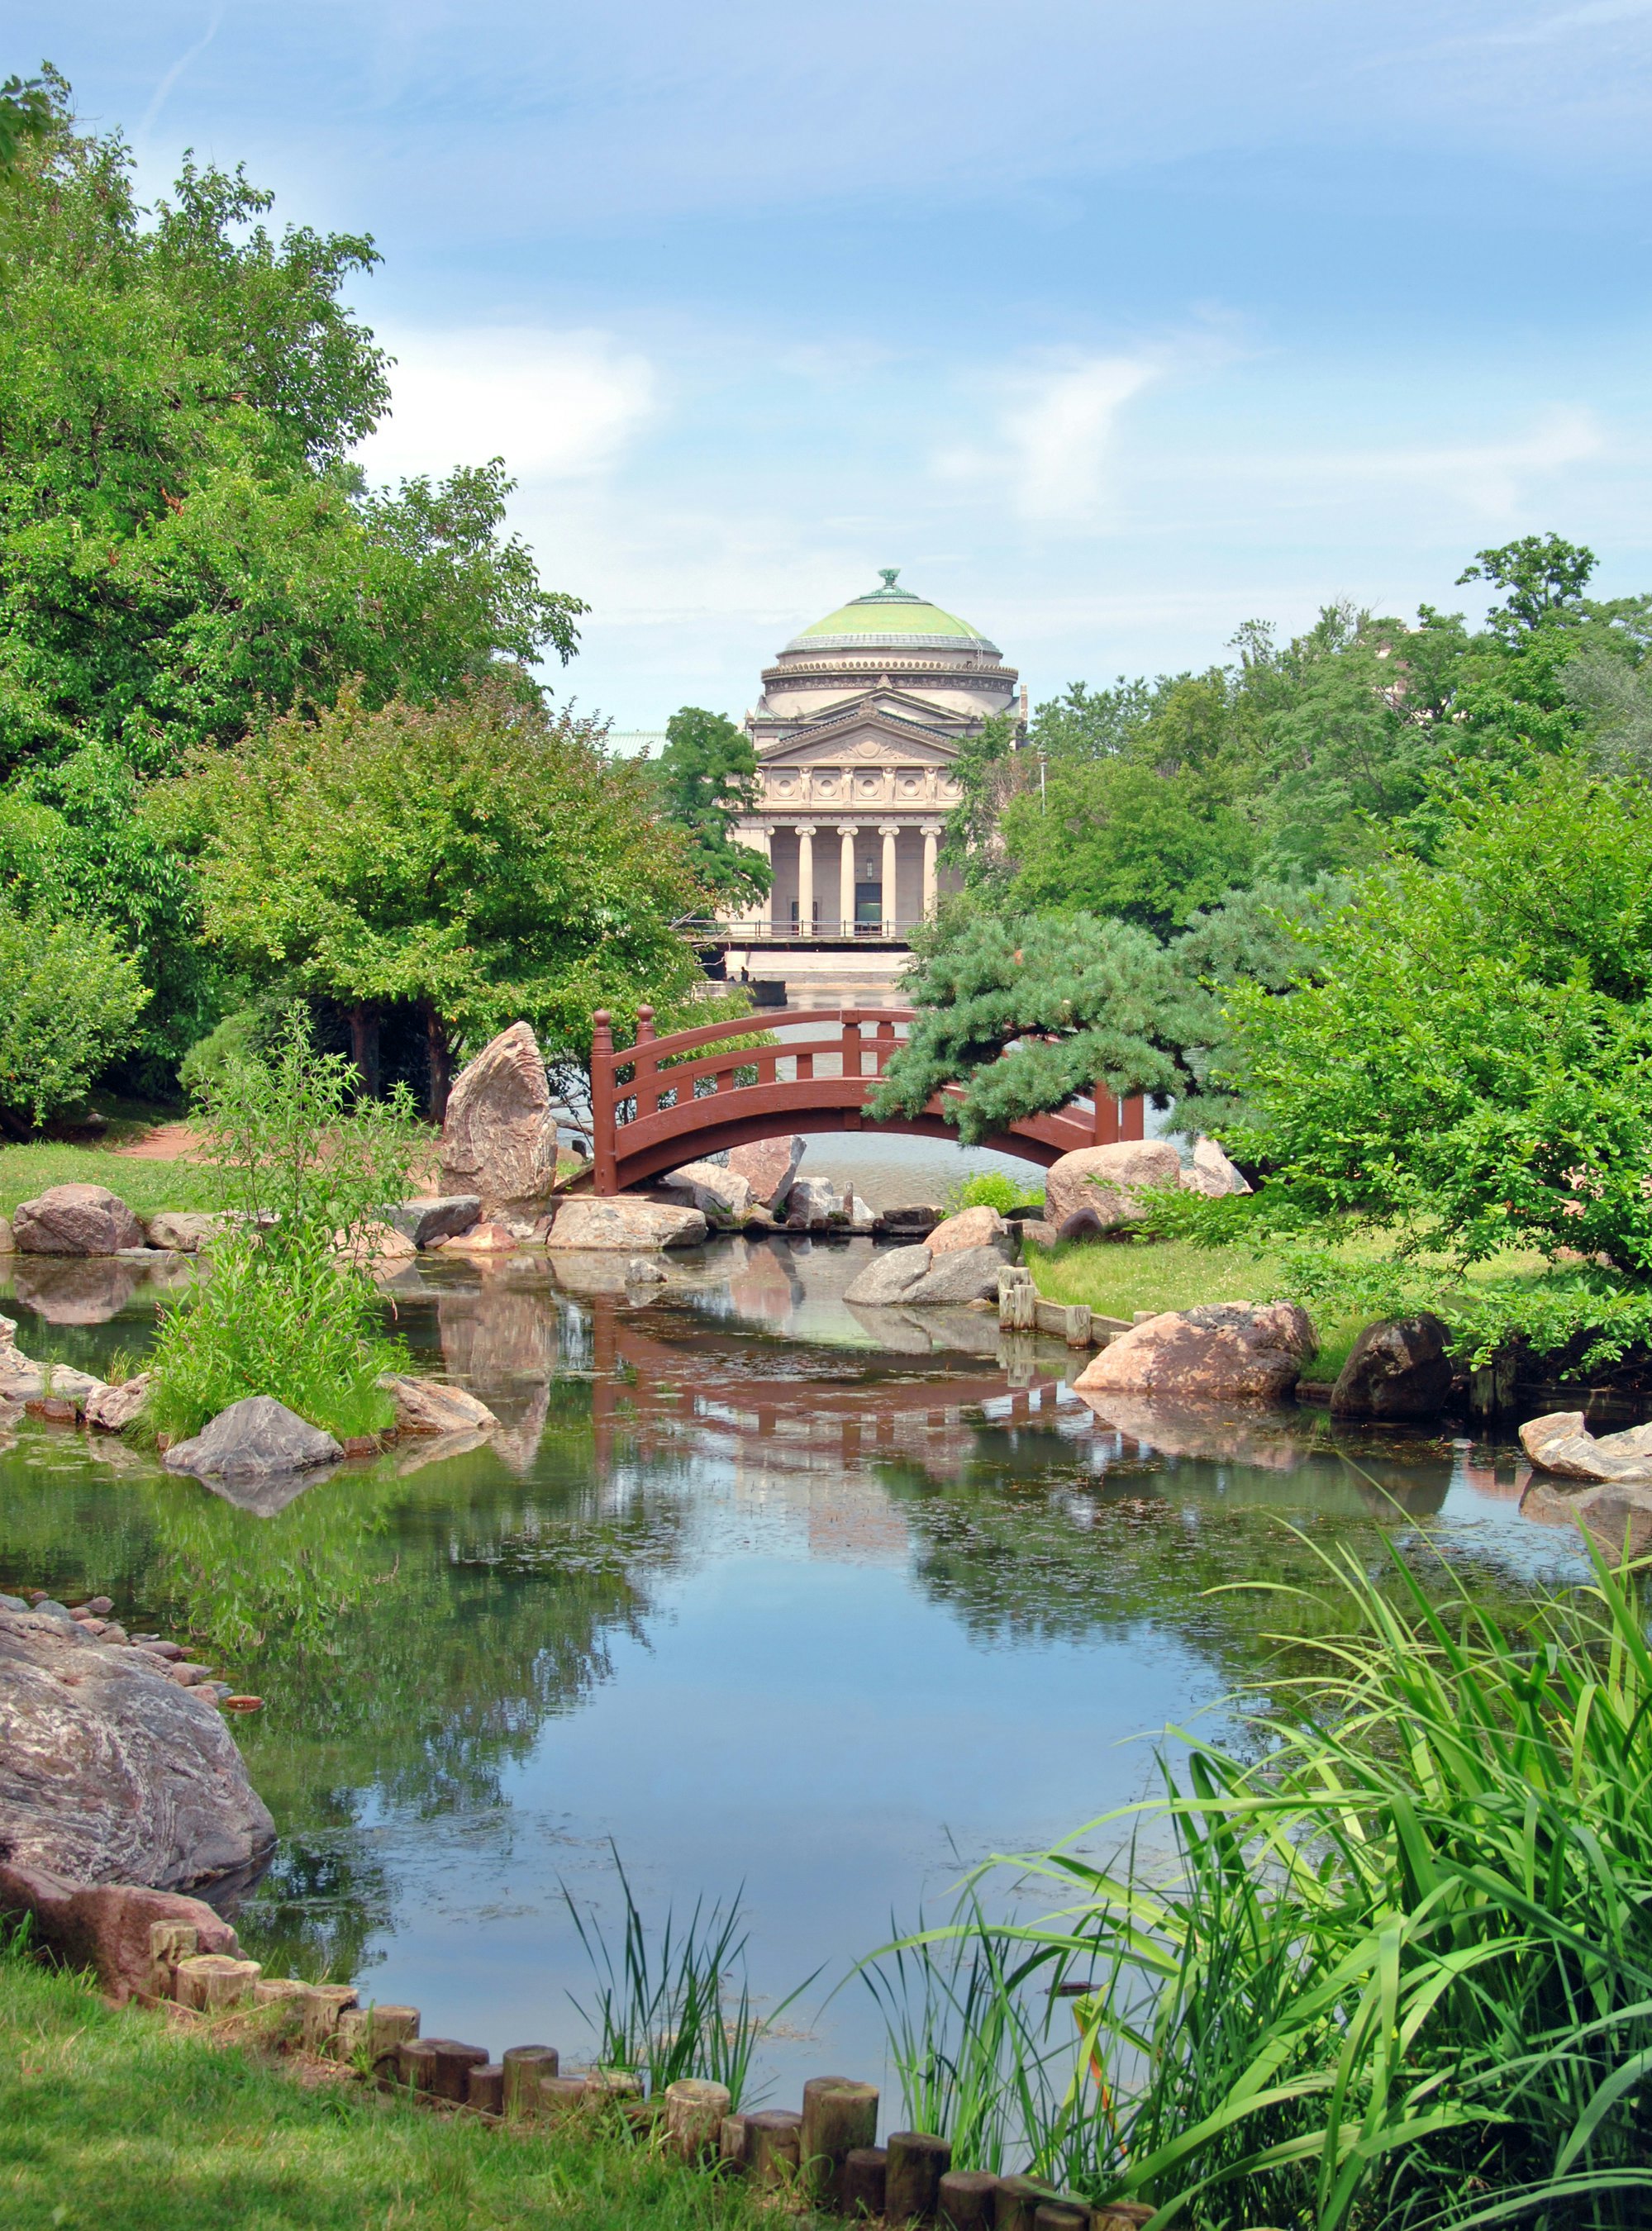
[878,566,900,590]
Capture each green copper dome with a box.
[788,568,997,653]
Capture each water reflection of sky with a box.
[0,1236,1591,2109]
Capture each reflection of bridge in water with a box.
[586,1304,1065,1475]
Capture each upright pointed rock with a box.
[439,1023,559,1220]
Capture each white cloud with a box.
[359,328,659,486]
[935,353,1164,525]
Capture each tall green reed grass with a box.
[145,1019,422,1440]
[866,1532,1652,2229]
[562,1850,810,2110]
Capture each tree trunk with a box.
[425,1001,452,1123]
[349,1001,381,1100]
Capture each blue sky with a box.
[21,2,1652,725]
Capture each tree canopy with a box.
[155,679,714,1113]
[651,706,771,906]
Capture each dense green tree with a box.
[155,678,716,1114]
[1225,758,1652,1268]
[0,893,148,1132]
[651,706,771,906]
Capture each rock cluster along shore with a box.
[0,1858,1153,2231]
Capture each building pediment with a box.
[758,706,961,766]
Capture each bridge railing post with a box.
[874,1018,895,1075]
[1093,1082,1121,1147]
[1123,1094,1145,1141]
[591,1011,617,1195]
[634,1005,657,1116]
[840,1011,861,1085]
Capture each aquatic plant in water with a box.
[145,1018,422,1441]
[562,1849,810,2110]
[867,1532,1652,2229]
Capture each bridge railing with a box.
[588,1004,1145,1195]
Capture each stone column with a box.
[739,824,770,933]
[879,825,899,934]
[921,824,940,916]
[797,825,816,935]
[838,827,856,935]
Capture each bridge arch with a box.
[588,1005,1144,1195]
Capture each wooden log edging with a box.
[7,1881,1158,2227]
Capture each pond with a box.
[0,1233,1589,2104]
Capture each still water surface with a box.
[0,1232,1588,2098]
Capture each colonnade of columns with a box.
[742,821,941,936]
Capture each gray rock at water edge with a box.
[659,1160,753,1219]
[547,1196,708,1251]
[145,1211,226,1254]
[12,1184,145,1257]
[383,1196,482,1249]
[1331,1315,1453,1420]
[438,1021,559,1220]
[877,1203,942,1236]
[83,1373,151,1433]
[0,1606,275,1891]
[925,1205,1016,1259]
[901,1244,1012,1306]
[842,1244,933,1306]
[785,1177,840,1229]
[162,1396,344,1482]
[378,1372,499,1435]
[1518,1410,1652,1485]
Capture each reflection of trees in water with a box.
[872,1411,1558,1691]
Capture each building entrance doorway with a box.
[854,879,882,933]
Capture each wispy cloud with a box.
[140,5,226,140]
[359,328,659,486]
[935,352,1165,525]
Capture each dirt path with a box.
[112,1123,203,1161]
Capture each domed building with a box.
[732,570,1022,959]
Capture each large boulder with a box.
[842,1244,933,1307]
[659,1160,753,1219]
[438,1022,559,1219]
[1180,1137,1253,1198]
[926,1204,1012,1257]
[1044,1142,1182,1239]
[145,1211,226,1254]
[878,1203,942,1236]
[383,1196,482,1249]
[12,1184,145,1257]
[547,1196,707,1251]
[1518,1410,1652,1484]
[1331,1315,1453,1420]
[901,1244,1010,1305]
[727,1137,805,1212]
[162,1396,343,1482]
[379,1372,499,1435]
[0,1605,275,1894]
[1074,1301,1317,1402]
[0,1318,107,1408]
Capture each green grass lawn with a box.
[0,1144,220,1221]
[0,1946,797,2231]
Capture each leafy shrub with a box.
[145,1020,422,1439]
[944,1171,1047,1217]
[0,901,147,1132]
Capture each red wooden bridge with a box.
[588,1004,1144,1194]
